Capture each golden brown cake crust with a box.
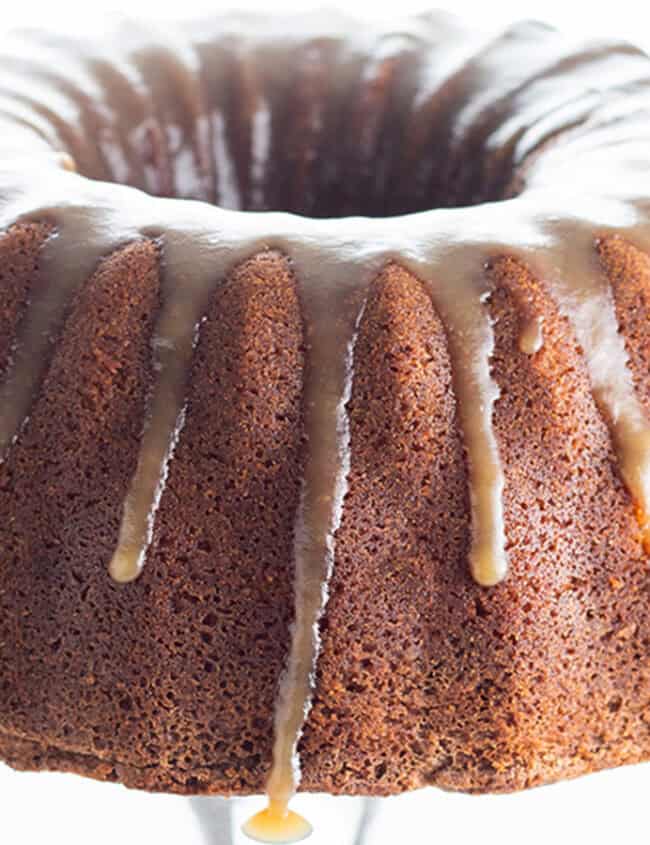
[2,228,650,796]
[0,233,306,794]
[299,257,650,794]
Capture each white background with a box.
[1,1,650,843]
[0,0,648,50]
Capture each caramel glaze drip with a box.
[108,257,217,583]
[245,281,366,838]
[2,12,650,843]
[0,228,79,458]
[414,254,507,587]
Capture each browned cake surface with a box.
[1,225,650,795]
[301,253,650,794]
[0,231,303,793]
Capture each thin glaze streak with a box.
[0,233,81,460]
[250,99,271,210]
[244,287,367,841]
[538,231,650,539]
[108,260,215,583]
[213,110,241,209]
[269,293,365,801]
[422,257,507,587]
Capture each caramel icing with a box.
[109,258,213,583]
[261,286,366,816]
[1,12,650,841]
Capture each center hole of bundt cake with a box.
[74,104,511,216]
[88,129,508,216]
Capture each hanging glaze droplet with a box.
[242,800,312,844]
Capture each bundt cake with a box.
[2,8,650,842]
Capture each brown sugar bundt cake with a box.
[3,9,650,841]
